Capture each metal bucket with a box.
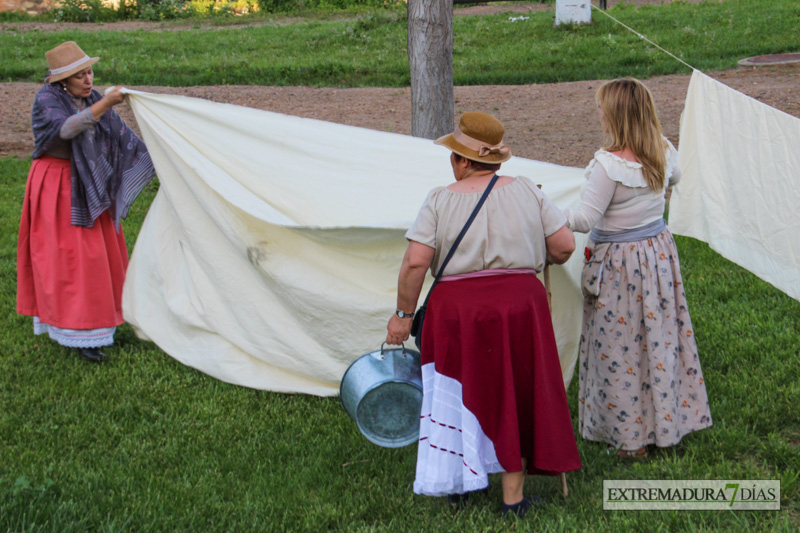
[340,343,422,448]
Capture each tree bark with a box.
[407,0,454,139]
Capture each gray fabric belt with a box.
[590,218,666,243]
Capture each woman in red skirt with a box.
[17,41,155,362]
[386,112,581,517]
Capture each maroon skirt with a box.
[17,156,128,330]
[418,274,581,481]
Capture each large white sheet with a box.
[670,70,800,302]
[122,89,587,396]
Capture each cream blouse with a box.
[564,138,681,233]
[405,176,567,276]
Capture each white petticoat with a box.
[33,317,115,348]
[413,362,504,496]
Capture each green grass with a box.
[1,0,799,86]
[1,159,799,531]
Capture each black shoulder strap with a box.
[418,173,500,309]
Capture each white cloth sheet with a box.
[670,70,800,302]
[121,89,587,396]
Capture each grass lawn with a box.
[0,1,798,87]
[1,161,798,531]
[1,1,799,529]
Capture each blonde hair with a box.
[596,78,667,191]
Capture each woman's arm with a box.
[668,166,681,187]
[386,240,435,345]
[564,162,617,233]
[59,110,97,140]
[545,224,576,265]
[59,86,127,140]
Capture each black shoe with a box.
[77,348,107,362]
[502,495,543,518]
[446,486,489,509]
[446,492,469,509]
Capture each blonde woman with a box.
[565,78,712,458]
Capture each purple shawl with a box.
[31,83,156,229]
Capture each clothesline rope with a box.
[590,3,698,73]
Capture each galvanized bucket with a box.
[340,343,423,448]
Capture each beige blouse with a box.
[564,138,681,233]
[405,176,567,276]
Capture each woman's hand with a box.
[386,314,413,346]
[90,86,125,120]
[385,240,434,346]
[103,86,126,106]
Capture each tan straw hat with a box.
[434,111,512,164]
[45,41,99,83]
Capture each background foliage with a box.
[15,0,406,21]
[1,1,798,85]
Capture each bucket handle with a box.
[376,341,408,361]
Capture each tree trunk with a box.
[407,0,454,139]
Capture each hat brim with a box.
[434,133,511,164]
[48,56,99,83]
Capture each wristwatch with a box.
[395,309,415,319]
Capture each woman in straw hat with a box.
[565,78,712,459]
[17,41,156,362]
[386,112,581,517]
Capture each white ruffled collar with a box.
[586,139,678,189]
[587,149,649,188]
[597,149,643,168]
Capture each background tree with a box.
[407,0,454,139]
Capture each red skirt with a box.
[17,156,128,330]
[414,274,580,494]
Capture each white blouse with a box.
[405,176,567,276]
[565,138,681,233]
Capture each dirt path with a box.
[1,0,798,167]
[2,64,798,168]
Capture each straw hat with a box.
[434,111,512,164]
[45,41,99,83]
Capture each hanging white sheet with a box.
[121,89,587,396]
[670,70,800,302]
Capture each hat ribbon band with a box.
[453,125,510,157]
[49,55,91,76]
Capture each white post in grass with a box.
[407,0,454,139]
[555,0,591,25]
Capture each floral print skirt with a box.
[578,228,712,451]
